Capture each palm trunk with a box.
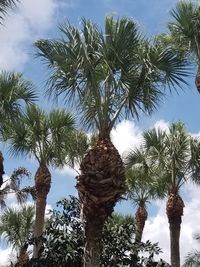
[169,222,181,267]
[76,134,126,267]
[195,65,200,93]
[84,220,103,267]
[18,246,29,266]
[32,163,51,259]
[0,151,5,188]
[166,193,184,267]
[135,204,148,243]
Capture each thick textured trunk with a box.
[76,135,126,267]
[135,205,148,243]
[166,193,184,267]
[0,151,5,187]
[32,163,51,259]
[195,66,200,93]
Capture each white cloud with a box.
[0,247,13,266]
[153,119,170,133]
[111,120,143,156]
[55,165,79,177]
[0,0,57,71]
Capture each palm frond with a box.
[36,16,189,134]
[0,0,19,22]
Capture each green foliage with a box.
[126,122,200,195]
[25,196,170,267]
[167,1,200,64]
[0,72,37,139]
[0,167,35,208]
[0,0,19,22]
[35,16,188,134]
[0,205,35,255]
[8,104,76,166]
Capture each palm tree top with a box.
[0,205,34,254]
[8,104,76,166]
[127,122,200,194]
[35,16,189,135]
[0,71,37,117]
[168,1,200,63]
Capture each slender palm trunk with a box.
[195,65,200,93]
[76,133,126,267]
[0,151,5,188]
[84,220,103,267]
[135,204,148,243]
[166,193,184,267]
[32,163,51,259]
[169,222,181,267]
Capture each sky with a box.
[0,0,200,265]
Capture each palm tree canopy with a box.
[126,122,200,194]
[35,16,188,135]
[125,144,166,205]
[8,104,76,166]
[0,72,37,137]
[0,205,34,254]
[0,0,18,22]
[168,1,200,63]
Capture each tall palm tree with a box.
[127,122,200,267]
[35,17,188,266]
[125,144,168,243]
[7,104,76,259]
[0,205,35,266]
[0,0,18,22]
[167,1,200,92]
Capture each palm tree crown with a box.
[36,16,188,137]
[8,104,75,166]
[167,1,200,91]
[0,205,34,253]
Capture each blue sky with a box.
[1,0,200,264]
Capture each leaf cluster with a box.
[24,196,170,267]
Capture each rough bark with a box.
[135,204,148,242]
[76,135,126,267]
[195,66,200,93]
[32,163,51,259]
[18,246,29,266]
[166,193,184,267]
[84,219,103,267]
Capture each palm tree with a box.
[127,122,200,267]
[125,168,158,243]
[167,1,200,92]
[0,0,18,22]
[35,17,189,266]
[0,71,36,187]
[125,143,167,244]
[7,104,76,259]
[0,205,35,266]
